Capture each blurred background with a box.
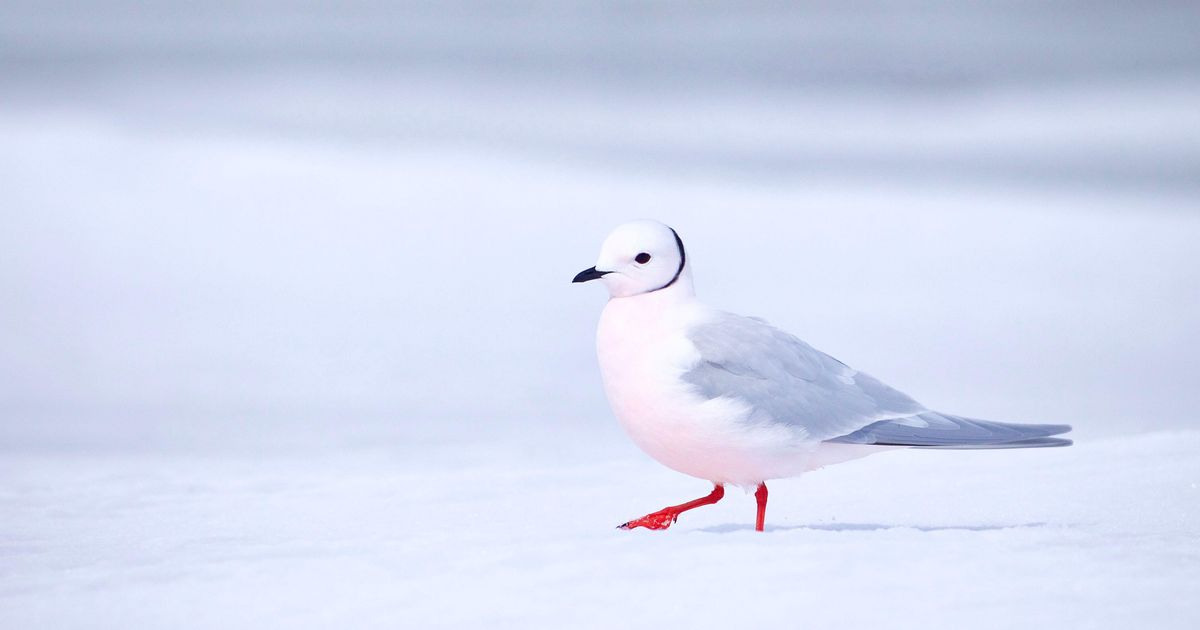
[2,1,1198,455]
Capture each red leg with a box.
[619,484,725,530]
[755,483,768,532]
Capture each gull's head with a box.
[572,220,689,298]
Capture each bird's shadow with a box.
[697,521,1050,534]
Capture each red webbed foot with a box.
[616,484,725,531]
[617,509,680,530]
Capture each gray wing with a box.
[682,311,925,442]
[828,411,1072,448]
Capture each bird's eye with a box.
[635,252,651,264]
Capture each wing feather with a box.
[828,412,1072,447]
[682,311,924,441]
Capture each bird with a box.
[572,220,1071,532]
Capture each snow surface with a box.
[2,432,1198,629]
[3,3,1200,628]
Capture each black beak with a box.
[572,267,610,283]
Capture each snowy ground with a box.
[3,3,1200,628]
[2,432,1198,629]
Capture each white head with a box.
[573,220,691,298]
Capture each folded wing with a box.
[682,310,1071,448]
[682,311,925,442]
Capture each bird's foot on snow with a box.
[617,509,680,530]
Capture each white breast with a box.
[595,293,822,486]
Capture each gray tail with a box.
[827,412,1072,449]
